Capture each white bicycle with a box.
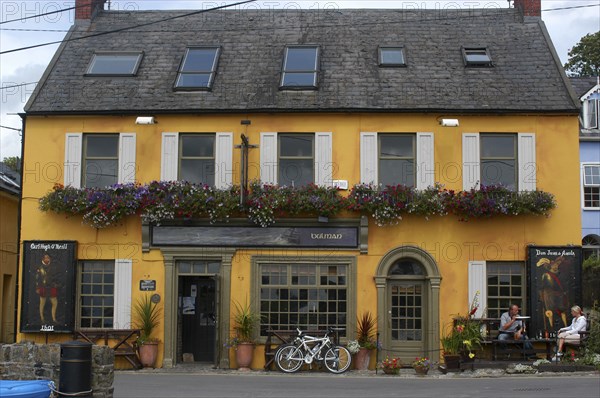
[274,327,352,374]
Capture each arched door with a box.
[387,261,427,360]
[375,246,441,364]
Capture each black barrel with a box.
[59,341,92,397]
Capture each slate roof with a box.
[569,76,599,99]
[25,8,579,114]
[0,162,21,196]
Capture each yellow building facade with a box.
[17,112,581,368]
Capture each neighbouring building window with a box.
[486,262,525,318]
[583,98,599,129]
[582,235,600,260]
[179,134,216,186]
[278,134,314,187]
[583,164,600,209]
[175,47,221,90]
[259,263,348,336]
[280,46,319,89]
[480,133,517,190]
[83,134,119,188]
[86,52,143,76]
[378,47,406,67]
[378,134,416,187]
[78,261,114,329]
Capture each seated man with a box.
[499,304,535,359]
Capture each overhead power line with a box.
[0,82,38,91]
[0,0,258,55]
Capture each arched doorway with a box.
[375,246,441,363]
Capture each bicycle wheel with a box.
[323,345,351,373]
[275,344,304,373]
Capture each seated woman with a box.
[552,305,587,361]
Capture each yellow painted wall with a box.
[18,112,581,367]
[0,190,19,342]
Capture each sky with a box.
[1,0,599,160]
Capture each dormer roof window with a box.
[86,52,143,76]
[280,46,319,90]
[379,47,406,67]
[175,47,221,90]
[462,47,493,67]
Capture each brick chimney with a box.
[513,0,541,17]
[75,0,107,21]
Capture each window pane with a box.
[181,135,214,157]
[481,160,515,189]
[86,136,119,157]
[279,159,313,187]
[84,159,118,188]
[78,261,114,330]
[379,159,415,187]
[380,135,413,157]
[259,263,347,337]
[282,73,316,87]
[380,48,405,65]
[480,136,515,158]
[88,54,141,75]
[181,48,218,72]
[584,166,600,185]
[280,135,313,157]
[180,160,216,185]
[176,74,211,88]
[285,48,317,71]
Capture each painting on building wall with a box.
[528,246,582,338]
[20,241,77,333]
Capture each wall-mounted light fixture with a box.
[439,118,459,127]
[135,116,156,125]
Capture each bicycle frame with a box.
[291,328,333,364]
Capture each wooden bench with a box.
[263,329,341,370]
[74,329,143,369]
[475,318,555,360]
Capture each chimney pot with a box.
[513,0,541,17]
[75,0,107,21]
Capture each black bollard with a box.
[59,341,92,397]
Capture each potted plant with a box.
[354,311,377,370]
[133,294,161,368]
[440,293,482,369]
[412,356,433,375]
[378,356,402,375]
[229,300,261,370]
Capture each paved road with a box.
[113,371,600,398]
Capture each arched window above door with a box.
[388,259,425,276]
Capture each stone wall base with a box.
[0,342,114,398]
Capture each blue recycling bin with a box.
[0,380,53,398]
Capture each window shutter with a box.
[260,132,277,185]
[468,260,487,319]
[161,132,179,181]
[118,133,136,184]
[360,132,378,184]
[518,133,536,192]
[114,259,132,330]
[215,132,233,189]
[315,132,333,187]
[416,132,434,190]
[462,133,480,191]
[64,133,82,188]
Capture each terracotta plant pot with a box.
[414,366,429,375]
[138,341,159,368]
[235,342,254,370]
[383,367,400,375]
[354,348,371,370]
